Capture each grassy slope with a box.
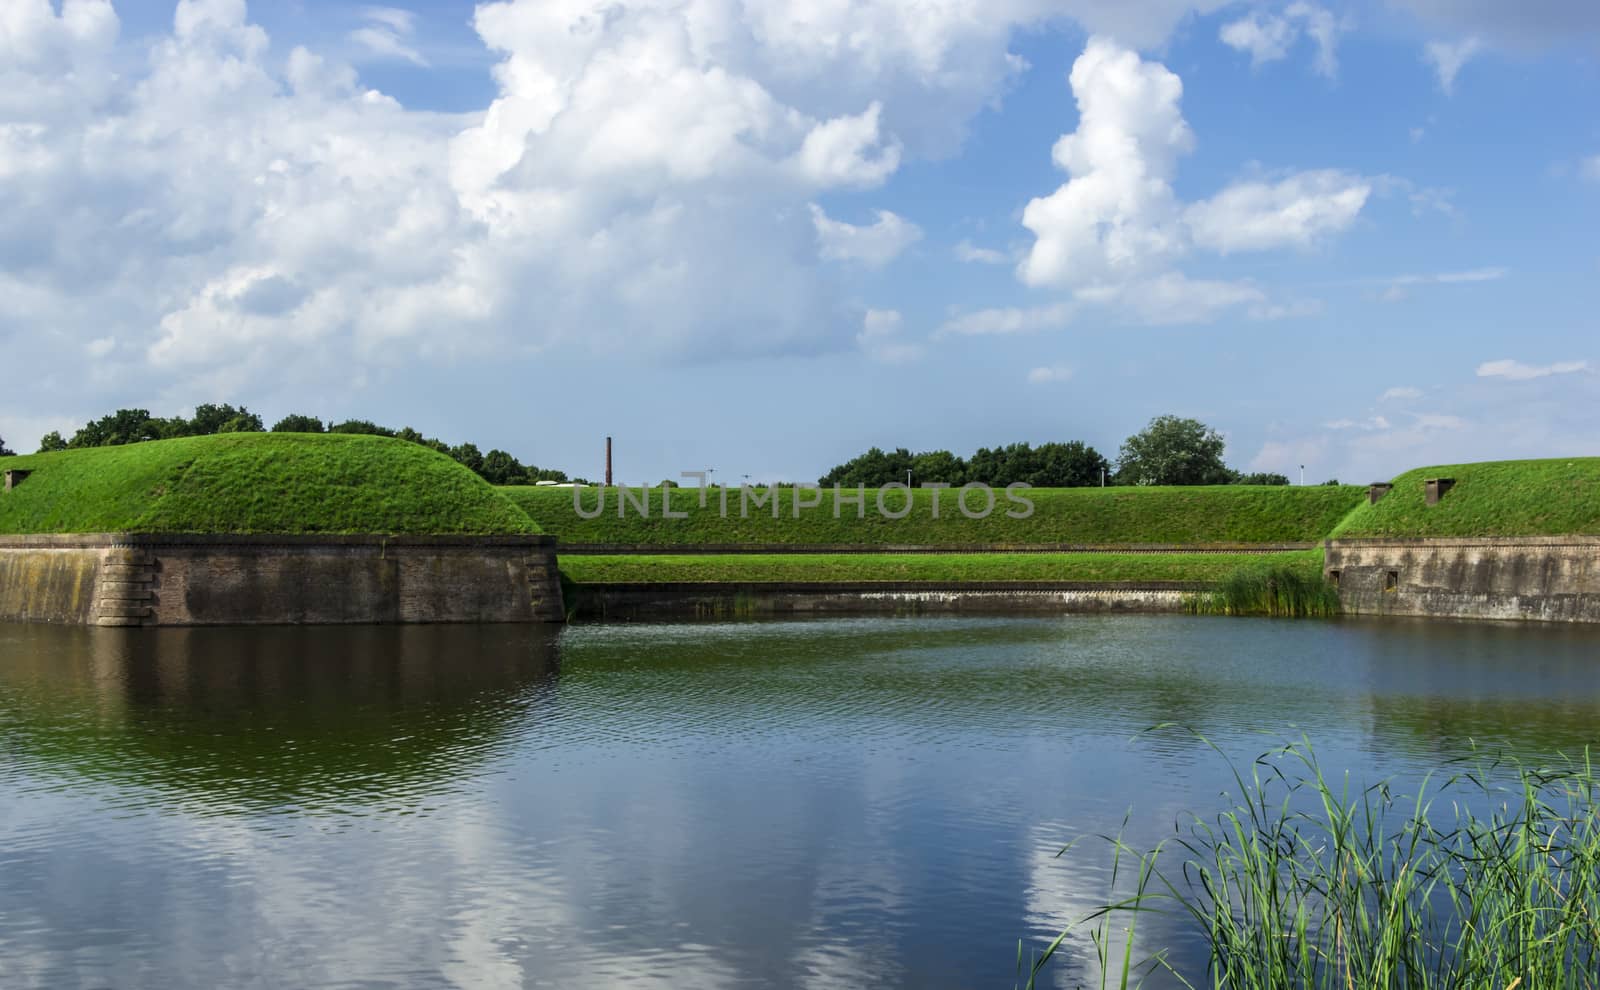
[1333,458,1600,538]
[506,484,1364,545]
[0,434,537,535]
[560,550,1324,584]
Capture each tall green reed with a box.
[1021,734,1600,989]
[1185,565,1341,618]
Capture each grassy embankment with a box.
[0,434,538,535]
[510,484,1359,590]
[505,483,1363,545]
[1334,457,1600,538]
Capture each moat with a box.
[2,615,1597,988]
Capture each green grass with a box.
[0,434,538,535]
[1333,457,1600,538]
[505,484,1364,546]
[1023,736,1600,989]
[1185,561,1341,617]
[558,551,1322,584]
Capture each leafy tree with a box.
[1235,472,1290,486]
[910,449,967,485]
[192,403,264,435]
[1322,478,1341,486]
[479,449,524,485]
[1030,441,1111,487]
[1116,415,1232,486]
[819,446,915,487]
[525,466,569,484]
[0,435,13,457]
[448,442,484,475]
[328,419,396,437]
[37,431,67,453]
[69,409,162,448]
[271,414,326,433]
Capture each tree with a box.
[0,435,13,457]
[69,409,162,448]
[271,414,325,433]
[329,419,396,437]
[37,431,66,453]
[448,442,484,475]
[910,450,967,485]
[819,446,915,487]
[192,403,263,435]
[1030,441,1111,487]
[1116,415,1232,486]
[479,449,524,485]
[1235,472,1290,486]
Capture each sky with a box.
[2,0,1597,485]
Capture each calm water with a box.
[2,615,1598,989]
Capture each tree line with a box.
[24,406,578,486]
[819,416,1305,488]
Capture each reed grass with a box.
[1185,563,1341,617]
[1020,734,1600,989]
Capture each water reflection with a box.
[0,615,1596,989]
[0,624,561,814]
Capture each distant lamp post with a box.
[1300,464,1306,486]
[906,469,912,488]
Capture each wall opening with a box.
[1367,483,1393,505]
[1328,569,1341,588]
[1385,570,1399,592]
[3,469,30,492]
[1424,478,1456,506]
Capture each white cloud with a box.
[1220,11,1297,66]
[1018,38,1192,290]
[1016,39,1367,327]
[1423,37,1482,93]
[810,205,922,267]
[10,0,1108,414]
[1078,273,1266,326]
[857,308,922,363]
[1476,359,1591,381]
[939,303,1073,336]
[1380,386,1423,401]
[954,240,1008,264]
[1376,266,1506,301]
[1187,170,1370,253]
[1026,364,1074,384]
[793,102,902,188]
[1248,297,1324,320]
[1218,3,1345,77]
[350,7,425,66]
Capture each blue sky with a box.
[2,0,1597,484]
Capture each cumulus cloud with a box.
[1219,3,1345,77]
[6,0,1114,417]
[1018,39,1192,290]
[1187,170,1371,254]
[938,303,1074,336]
[1016,38,1366,327]
[811,205,922,267]
[1380,386,1423,401]
[1476,359,1591,381]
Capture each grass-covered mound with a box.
[507,485,1363,546]
[559,550,1322,584]
[1333,458,1600,538]
[0,434,538,535]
